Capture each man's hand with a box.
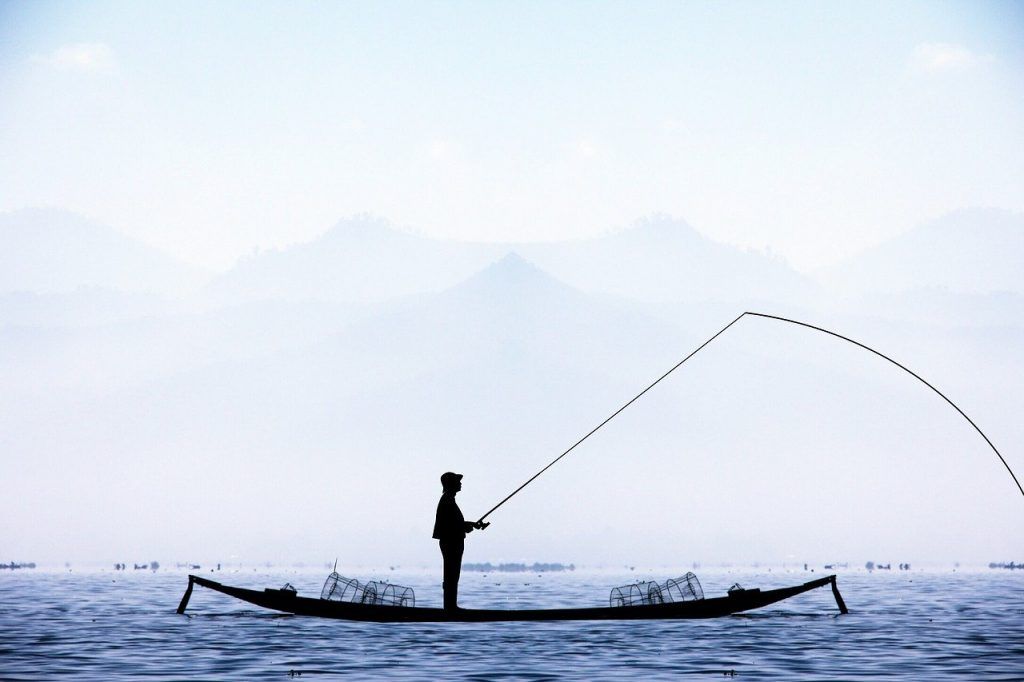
[474,521,490,530]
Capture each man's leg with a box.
[450,540,463,608]
[440,539,465,611]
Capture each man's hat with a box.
[440,471,463,487]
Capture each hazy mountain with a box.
[169,252,693,438]
[821,208,1024,295]
[0,208,210,295]
[517,215,814,304]
[206,214,814,305]
[205,214,501,304]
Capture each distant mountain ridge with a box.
[6,206,1021,303]
[206,214,814,305]
[205,214,498,303]
[0,208,209,295]
[822,208,1024,295]
[515,215,811,303]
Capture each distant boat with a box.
[0,562,36,570]
[177,574,847,622]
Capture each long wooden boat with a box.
[177,573,848,622]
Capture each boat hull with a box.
[178,574,845,622]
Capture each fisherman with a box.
[433,471,489,611]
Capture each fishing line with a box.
[477,311,1022,523]
[476,312,745,522]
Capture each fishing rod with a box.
[476,311,1022,524]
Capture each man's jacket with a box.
[433,493,473,540]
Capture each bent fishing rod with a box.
[476,311,1023,525]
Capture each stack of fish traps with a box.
[609,572,703,607]
[320,572,416,607]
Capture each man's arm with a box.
[460,520,490,532]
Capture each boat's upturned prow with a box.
[177,574,848,622]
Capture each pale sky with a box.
[1,0,1022,272]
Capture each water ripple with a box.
[1,570,1022,679]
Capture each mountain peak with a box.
[620,214,706,244]
[492,251,537,272]
[447,252,577,301]
[320,214,419,246]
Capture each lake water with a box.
[1,567,1021,680]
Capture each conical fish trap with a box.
[609,572,703,607]
[320,572,415,607]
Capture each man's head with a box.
[440,471,463,493]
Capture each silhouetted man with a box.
[432,471,489,611]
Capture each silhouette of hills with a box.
[822,208,1024,294]
[206,214,813,305]
[517,215,813,303]
[206,214,497,303]
[0,208,209,295]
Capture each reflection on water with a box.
[1,569,1022,680]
